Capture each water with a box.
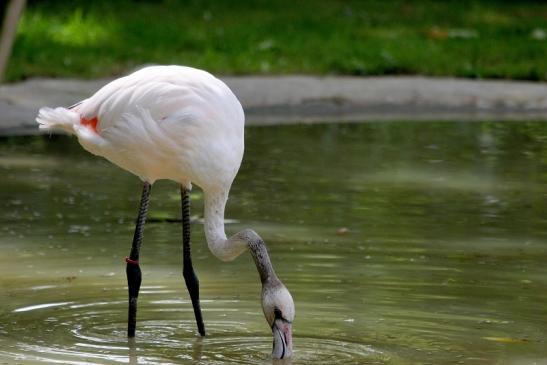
[1,121,546,364]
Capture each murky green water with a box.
[1,121,546,365]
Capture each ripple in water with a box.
[3,299,391,365]
[201,337,389,365]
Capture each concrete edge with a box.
[2,75,547,136]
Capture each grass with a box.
[6,0,547,81]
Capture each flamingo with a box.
[35,65,295,359]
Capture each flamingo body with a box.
[37,65,244,191]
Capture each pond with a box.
[0,121,546,364]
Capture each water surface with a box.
[1,121,546,364]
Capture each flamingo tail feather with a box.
[36,107,80,134]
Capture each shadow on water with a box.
[1,121,547,364]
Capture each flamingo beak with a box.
[272,319,292,359]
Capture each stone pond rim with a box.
[1,75,547,136]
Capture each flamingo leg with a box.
[181,187,206,336]
[126,181,152,337]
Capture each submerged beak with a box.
[272,319,292,359]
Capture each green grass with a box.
[6,0,547,81]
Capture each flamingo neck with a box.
[203,188,246,261]
[203,189,278,283]
[247,233,278,284]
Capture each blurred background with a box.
[1,0,547,82]
[1,1,547,365]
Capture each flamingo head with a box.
[261,282,295,359]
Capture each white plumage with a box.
[37,65,244,191]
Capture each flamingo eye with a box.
[274,308,283,320]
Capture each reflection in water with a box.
[272,358,292,365]
[191,336,204,362]
[128,338,137,365]
[1,122,547,364]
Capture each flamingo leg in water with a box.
[181,187,206,336]
[126,182,152,337]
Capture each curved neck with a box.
[203,188,230,254]
[247,234,278,284]
[204,189,278,283]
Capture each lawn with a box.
[6,0,547,81]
